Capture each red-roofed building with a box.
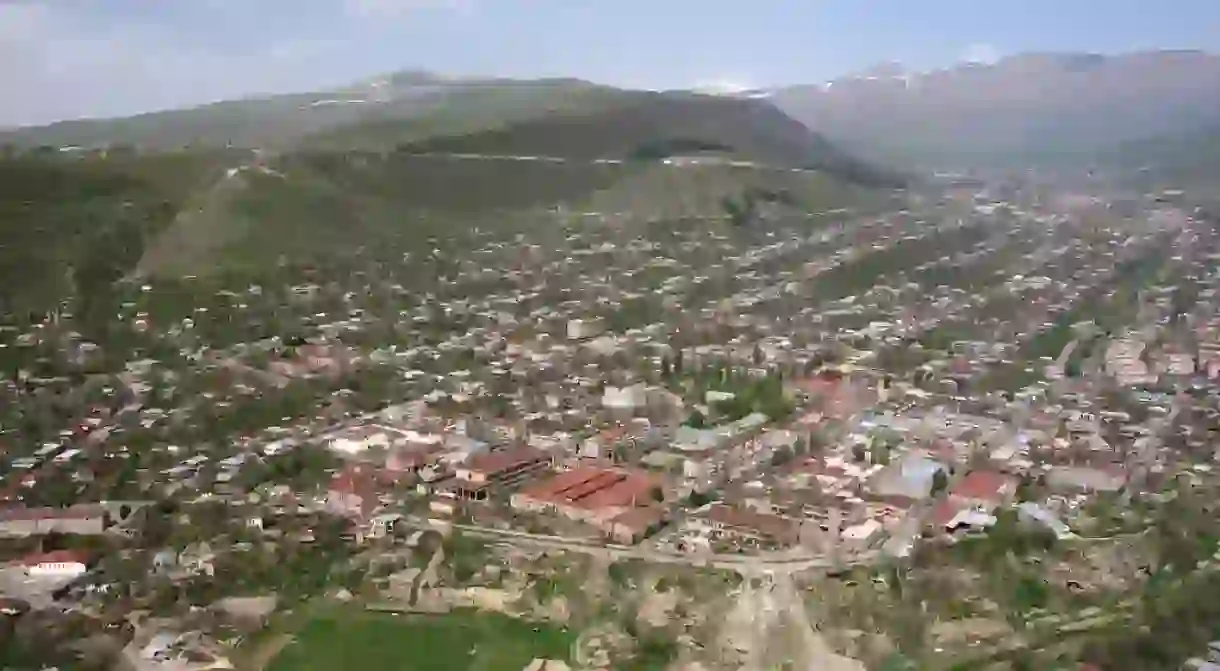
[511,466,660,525]
[386,448,435,476]
[455,446,551,494]
[929,499,962,529]
[950,470,1018,510]
[326,465,382,520]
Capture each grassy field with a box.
[267,610,574,671]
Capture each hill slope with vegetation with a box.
[135,93,901,276]
[2,87,900,312]
[1100,126,1220,189]
[0,150,247,331]
[0,74,621,152]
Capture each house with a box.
[386,448,434,475]
[870,453,948,500]
[840,519,883,548]
[606,506,669,545]
[673,426,724,453]
[449,446,551,501]
[949,470,1018,510]
[0,597,30,616]
[8,549,89,578]
[687,504,799,548]
[179,542,217,577]
[602,384,648,413]
[510,466,660,525]
[326,425,392,456]
[567,318,605,341]
[128,630,233,671]
[1046,465,1128,493]
[326,465,382,520]
[0,504,107,537]
[1016,502,1075,540]
[367,513,403,539]
[929,500,996,534]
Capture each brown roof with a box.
[579,474,654,510]
[518,468,601,500]
[441,478,493,493]
[929,500,964,528]
[704,504,798,543]
[519,467,655,511]
[329,465,379,498]
[465,446,547,477]
[0,504,105,522]
[609,505,667,533]
[951,470,1015,503]
[868,493,917,510]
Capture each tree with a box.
[771,447,795,467]
[876,446,891,466]
[685,410,706,428]
[931,469,949,497]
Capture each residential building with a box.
[448,446,552,500]
[7,549,89,578]
[0,504,107,537]
[949,470,1018,510]
[510,466,659,524]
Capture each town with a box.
[4,170,1220,671]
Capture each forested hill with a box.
[0,151,243,334]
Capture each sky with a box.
[3,0,1220,127]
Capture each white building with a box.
[602,384,648,411]
[567,318,606,341]
[326,425,392,455]
[12,550,88,578]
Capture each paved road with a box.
[397,151,814,175]
[405,517,879,573]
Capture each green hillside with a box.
[0,150,245,329]
[298,81,625,150]
[1101,126,1220,190]
[1,89,899,316]
[137,152,634,276]
[0,76,618,152]
[135,93,899,276]
[137,153,880,278]
[398,91,900,185]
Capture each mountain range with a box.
[4,49,1219,174]
[3,48,1218,331]
[770,50,1220,171]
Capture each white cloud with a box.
[962,42,1000,65]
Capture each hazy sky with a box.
[3,0,1219,126]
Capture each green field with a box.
[267,610,575,671]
